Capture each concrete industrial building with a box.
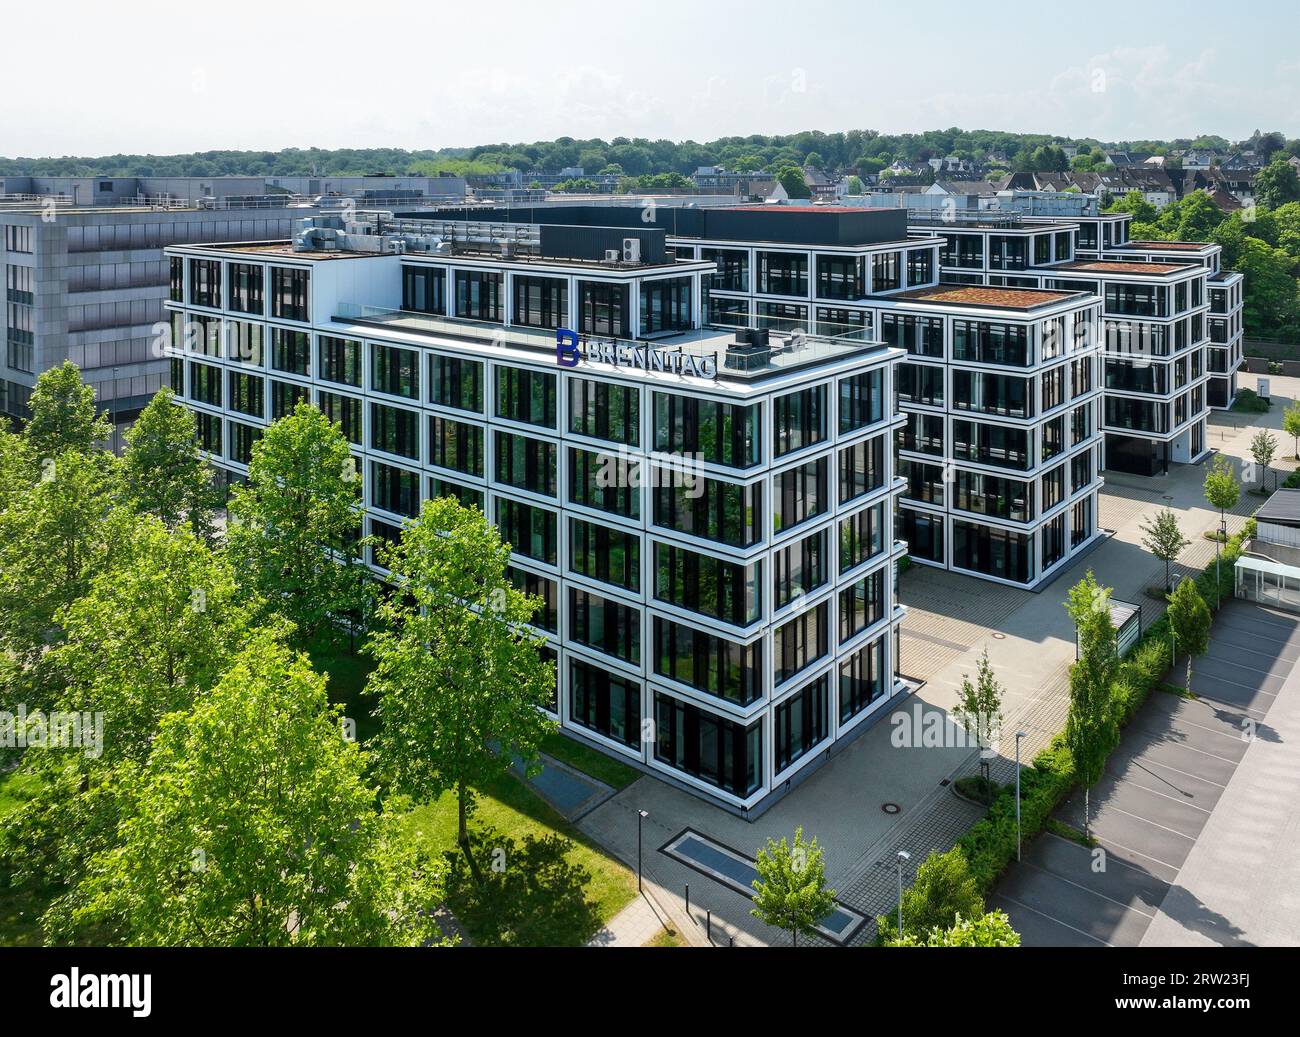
[1,201,319,442]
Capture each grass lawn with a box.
[309,636,378,744]
[311,645,639,945]
[540,731,641,790]
[401,769,637,946]
[0,769,53,946]
[644,926,686,947]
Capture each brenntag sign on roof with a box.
[556,327,718,380]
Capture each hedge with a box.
[953,518,1255,895]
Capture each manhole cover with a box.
[992,632,1006,639]
[882,802,901,814]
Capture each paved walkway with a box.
[577,378,1300,946]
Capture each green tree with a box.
[50,516,257,766]
[1167,577,1212,693]
[1250,428,1279,490]
[367,497,556,848]
[1140,507,1189,594]
[751,827,835,947]
[1064,572,1119,840]
[2,517,260,912]
[878,847,983,943]
[1203,453,1241,529]
[884,909,1021,947]
[1108,190,1158,224]
[1284,402,1300,460]
[24,360,112,459]
[226,402,365,650]
[774,165,811,199]
[1254,158,1300,210]
[952,648,1004,799]
[0,417,37,511]
[53,630,449,946]
[1235,239,1300,339]
[0,451,123,666]
[120,389,217,540]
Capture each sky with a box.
[3,0,1298,158]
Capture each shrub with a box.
[883,909,1021,947]
[877,846,983,942]
[1232,388,1270,414]
[957,737,1075,892]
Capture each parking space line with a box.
[1149,710,1254,743]
[1111,778,1214,815]
[1192,670,1281,699]
[1106,804,1199,841]
[1203,639,1294,668]
[997,893,1112,946]
[1128,755,1228,791]
[1091,833,1182,874]
[1042,831,1163,881]
[1020,859,1157,919]
[1124,730,1245,767]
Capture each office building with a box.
[399,202,1111,589]
[161,206,911,813]
[1,201,317,441]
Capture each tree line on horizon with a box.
[3,128,1293,180]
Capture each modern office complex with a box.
[161,206,911,813]
[380,202,1112,589]
[1,202,317,441]
[444,203,1109,588]
[902,207,1220,476]
[874,284,1104,587]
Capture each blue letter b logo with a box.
[556,327,580,368]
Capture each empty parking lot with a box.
[990,600,1298,946]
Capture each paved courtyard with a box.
[578,375,1300,947]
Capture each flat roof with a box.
[204,241,382,260]
[1256,489,1300,528]
[1050,260,1188,276]
[886,284,1084,311]
[1120,240,1214,251]
[711,204,893,214]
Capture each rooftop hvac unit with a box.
[622,237,641,263]
[604,249,621,264]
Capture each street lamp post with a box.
[637,809,648,893]
[1015,731,1027,862]
[895,850,911,942]
[1216,516,1227,609]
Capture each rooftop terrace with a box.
[1049,259,1189,276]
[886,284,1085,311]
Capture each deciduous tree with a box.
[23,361,111,459]
[367,497,556,848]
[226,402,366,650]
[1064,572,1119,840]
[1168,577,1212,693]
[0,451,123,665]
[751,827,835,948]
[121,389,218,540]
[54,629,448,946]
[1140,507,1189,594]
[1250,428,1279,491]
